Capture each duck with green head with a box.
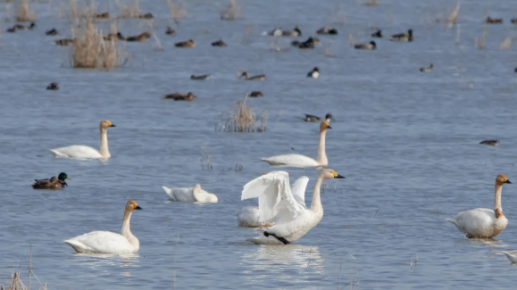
[32,172,70,190]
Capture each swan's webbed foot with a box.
[264,231,291,244]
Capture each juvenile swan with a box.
[49,120,115,159]
[162,184,218,203]
[447,174,511,239]
[261,120,331,167]
[64,200,142,254]
[243,169,344,244]
[237,175,309,227]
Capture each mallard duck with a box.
[486,17,503,24]
[32,172,70,190]
[47,83,59,90]
[316,27,338,35]
[191,74,210,80]
[249,91,263,97]
[14,23,35,30]
[354,41,376,50]
[46,28,58,35]
[420,63,433,73]
[165,26,176,35]
[267,26,302,37]
[55,38,74,46]
[480,140,498,146]
[390,29,413,42]
[304,113,332,122]
[211,39,227,47]
[125,32,150,42]
[138,12,154,19]
[6,26,16,33]
[164,92,196,101]
[95,12,110,18]
[240,72,266,81]
[307,67,319,79]
[371,29,382,38]
[175,39,195,47]
[291,37,319,49]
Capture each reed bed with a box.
[16,0,36,22]
[221,0,241,21]
[167,0,187,24]
[116,0,140,18]
[221,94,267,133]
[69,18,126,69]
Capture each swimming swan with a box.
[501,251,517,263]
[261,120,331,167]
[49,120,115,159]
[64,200,142,254]
[243,169,344,244]
[162,184,218,203]
[447,174,511,239]
[237,175,310,227]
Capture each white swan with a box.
[237,175,309,227]
[242,169,345,245]
[447,174,511,239]
[501,251,517,263]
[162,184,218,203]
[64,200,142,254]
[49,120,115,159]
[261,120,330,168]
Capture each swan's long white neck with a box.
[495,183,503,211]
[99,127,110,158]
[310,175,324,214]
[121,210,139,249]
[316,129,328,166]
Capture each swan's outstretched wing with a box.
[242,171,306,223]
[291,176,309,205]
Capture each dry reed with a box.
[200,146,213,170]
[116,0,140,18]
[68,0,97,19]
[222,93,267,133]
[220,0,241,21]
[167,0,187,24]
[69,18,126,69]
[16,0,36,22]
[446,3,460,24]
[499,36,512,50]
[476,27,487,50]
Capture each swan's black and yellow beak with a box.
[135,205,142,210]
[335,174,345,179]
[327,125,332,129]
[505,180,512,184]
[110,124,116,127]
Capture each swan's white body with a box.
[262,120,330,168]
[49,120,115,160]
[162,184,218,203]
[237,176,309,227]
[501,251,517,263]
[242,170,343,244]
[447,175,510,239]
[64,200,141,254]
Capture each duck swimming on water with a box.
[304,113,332,122]
[240,72,266,81]
[390,29,413,42]
[32,172,70,190]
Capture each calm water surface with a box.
[1,0,517,289]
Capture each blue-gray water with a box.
[1,0,517,289]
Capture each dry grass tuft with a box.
[16,0,36,22]
[221,93,267,133]
[116,0,140,18]
[499,36,512,50]
[167,0,187,24]
[221,0,241,21]
[235,162,243,172]
[200,146,213,170]
[69,18,126,69]
[447,3,460,24]
[476,27,487,50]
[67,0,97,19]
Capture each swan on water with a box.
[162,184,218,203]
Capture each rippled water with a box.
[1,0,517,289]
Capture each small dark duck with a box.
[95,12,110,18]
[267,26,302,37]
[240,72,266,81]
[47,83,59,90]
[486,17,502,24]
[138,12,154,19]
[480,140,498,146]
[316,27,338,35]
[46,28,58,35]
[307,67,320,79]
[211,39,227,47]
[175,39,195,47]
[249,91,264,97]
[164,92,196,101]
[371,29,382,38]
[166,26,176,35]
[511,18,517,24]
[6,26,16,33]
[354,41,376,50]
[291,37,319,49]
[32,172,70,190]
[390,29,413,42]
[420,63,433,73]
[191,74,210,80]
[125,32,150,42]
[304,113,333,122]
[55,38,74,46]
